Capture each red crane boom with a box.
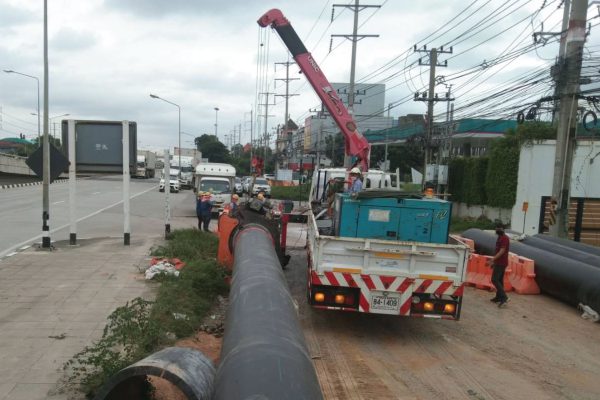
[258,9,370,172]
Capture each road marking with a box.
[92,191,101,195]
[0,185,158,259]
[53,200,65,205]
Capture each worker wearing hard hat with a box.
[347,167,363,194]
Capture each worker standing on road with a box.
[346,167,363,194]
[196,192,213,232]
[229,194,239,214]
[488,222,510,307]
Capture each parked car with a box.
[234,177,243,194]
[263,173,275,181]
[251,177,271,197]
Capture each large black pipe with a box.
[533,234,600,258]
[519,236,600,268]
[213,225,323,400]
[94,347,215,400]
[462,229,600,314]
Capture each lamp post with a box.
[50,113,69,140]
[150,94,181,176]
[32,113,70,141]
[214,107,220,139]
[4,69,40,145]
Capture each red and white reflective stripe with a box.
[413,279,464,296]
[311,271,464,315]
[312,271,415,315]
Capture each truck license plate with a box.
[371,293,400,312]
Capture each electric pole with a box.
[550,0,588,238]
[332,1,380,114]
[259,92,276,166]
[414,45,453,189]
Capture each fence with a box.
[539,196,600,246]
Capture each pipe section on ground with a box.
[94,347,215,400]
[533,234,600,257]
[519,236,600,268]
[213,225,323,400]
[462,229,600,314]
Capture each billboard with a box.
[61,120,137,173]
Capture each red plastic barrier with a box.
[465,254,512,292]
[217,214,239,270]
[450,234,475,251]
[507,254,540,294]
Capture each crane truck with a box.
[259,9,468,320]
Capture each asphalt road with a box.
[0,175,198,258]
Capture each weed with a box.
[64,229,227,398]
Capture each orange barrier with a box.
[465,254,513,292]
[450,234,475,251]
[507,254,540,294]
[217,214,239,270]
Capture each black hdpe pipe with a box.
[519,235,600,269]
[462,229,600,314]
[533,234,600,258]
[213,224,323,400]
[94,347,215,400]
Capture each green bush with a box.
[448,157,488,205]
[65,230,227,398]
[450,216,496,234]
[270,184,310,201]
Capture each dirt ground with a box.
[284,248,600,400]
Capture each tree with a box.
[194,134,230,163]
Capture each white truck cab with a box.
[194,163,236,213]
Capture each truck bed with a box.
[308,212,469,284]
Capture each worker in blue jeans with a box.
[196,192,213,232]
[488,222,510,307]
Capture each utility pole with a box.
[414,45,453,189]
[275,61,300,128]
[332,1,380,115]
[550,0,588,238]
[259,92,276,161]
[535,0,572,122]
[42,0,50,248]
[275,60,299,167]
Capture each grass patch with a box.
[450,216,496,234]
[270,184,310,201]
[65,229,227,398]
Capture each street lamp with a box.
[31,113,70,140]
[4,69,40,145]
[150,93,181,175]
[214,107,220,139]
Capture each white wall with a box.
[511,140,600,234]
[452,202,512,224]
[0,153,35,176]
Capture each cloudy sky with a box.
[1,0,597,151]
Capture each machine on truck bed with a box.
[259,9,468,320]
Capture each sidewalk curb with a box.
[0,178,69,190]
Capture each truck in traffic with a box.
[194,163,236,213]
[260,8,469,319]
[135,150,157,178]
[171,155,195,189]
